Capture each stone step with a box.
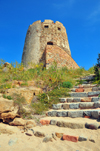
[47,109,100,119]
[32,122,99,143]
[71,87,92,93]
[40,117,99,129]
[74,84,97,88]
[52,102,100,110]
[60,97,100,103]
[80,75,95,81]
[71,87,100,93]
[69,91,100,97]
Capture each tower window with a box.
[47,42,53,45]
[58,27,61,31]
[44,25,49,28]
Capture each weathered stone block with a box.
[47,111,57,117]
[74,86,79,88]
[67,98,73,103]
[57,111,62,117]
[88,91,100,97]
[52,104,62,110]
[91,97,100,102]
[73,98,81,102]
[81,84,91,88]
[81,97,91,102]
[70,92,88,97]
[40,119,50,125]
[71,88,76,92]
[85,123,99,130]
[59,98,67,103]
[63,134,79,142]
[92,87,100,91]
[75,88,84,92]
[92,110,100,119]
[62,111,68,117]
[84,88,92,92]
[79,102,94,109]
[43,136,53,142]
[68,111,83,118]
[94,102,100,108]
[34,131,45,137]
[78,136,87,141]
[56,121,64,127]
[50,120,57,125]
[55,132,63,138]
[51,111,57,117]
[63,122,84,129]
[89,136,95,143]
[83,111,92,117]
[47,111,52,116]
[69,103,79,109]
[62,104,69,109]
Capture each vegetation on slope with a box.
[0,59,95,115]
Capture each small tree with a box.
[94,54,100,80]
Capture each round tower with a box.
[22,20,71,68]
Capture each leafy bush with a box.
[31,88,70,114]
[7,96,12,100]
[94,54,100,80]
[62,81,73,88]
[3,94,12,100]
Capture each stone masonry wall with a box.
[40,20,71,63]
[46,45,79,69]
[22,21,42,67]
[22,20,71,68]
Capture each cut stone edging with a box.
[40,119,100,130]
[47,109,100,118]
[59,97,100,103]
[52,102,100,110]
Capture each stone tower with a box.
[22,20,79,69]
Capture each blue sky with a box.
[0,0,100,70]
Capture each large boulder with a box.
[25,120,36,128]
[0,98,14,113]
[9,118,26,126]
[0,112,20,123]
[6,86,42,103]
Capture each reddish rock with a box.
[84,116,90,118]
[63,134,78,142]
[75,88,84,92]
[40,119,50,125]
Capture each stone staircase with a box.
[39,82,100,143]
[45,84,100,119]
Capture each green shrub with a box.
[12,93,26,106]
[62,81,73,88]
[94,54,100,80]
[7,96,12,100]
[31,87,70,114]
[3,94,12,100]
[3,94,6,99]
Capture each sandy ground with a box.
[0,123,100,151]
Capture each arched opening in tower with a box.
[47,42,53,45]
